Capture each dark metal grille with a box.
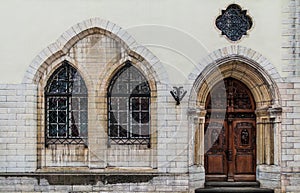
[45,61,88,146]
[108,62,150,147]
[215,4,253,41]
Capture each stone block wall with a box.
[280,79,300,193]
[0,84,37,173]
[0,82,192,192]
[0,18,193,193]
[281,0,300,192]
[0,174,190,193]
[0,2,300,191]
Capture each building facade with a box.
[0,0,299,192]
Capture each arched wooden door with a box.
[204,78,256,182]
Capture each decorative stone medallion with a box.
[215,4,253,42]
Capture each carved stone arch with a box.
[31,18,166,170]
[188,46,282,108]
[188,47,282,188]
[195,58,279,110]
[23,17,168,85]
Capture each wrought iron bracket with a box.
[170,86,187,105]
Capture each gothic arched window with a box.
[107,61,151,146]
[45,61,88,146]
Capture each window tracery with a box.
[215,4,253,41]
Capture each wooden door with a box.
[204,78,256,182]
[204,120,228,181]
[231,119,256,181]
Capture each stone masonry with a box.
[281,0,300,192]
[0,0,299,192]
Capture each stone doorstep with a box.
[205,181,260,187]
[195,187,274,193]
[195,182,274,193]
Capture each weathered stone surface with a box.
[0,1,300,192]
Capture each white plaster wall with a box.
[0,0,286,83]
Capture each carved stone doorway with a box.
[204,78,256,182]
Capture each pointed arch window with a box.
[107,61,151,146]
[45,61,88,146]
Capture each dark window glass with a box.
[107,61,150,146]
[45,61,88,146]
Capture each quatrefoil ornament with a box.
[216,4,253,42]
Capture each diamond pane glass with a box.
[49,111,57,123]
[58,124,67,137]
[109,125,118,137]
[80,124,88,137]
[49,124,57,137]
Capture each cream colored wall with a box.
[0,0,285,83]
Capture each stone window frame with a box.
[107,61,151,147]
[36,58,91,168]
[28,18,166,170]
[44,60,88,147]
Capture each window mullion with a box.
[127,75,131,140]
[56,97,59,138]
[129,97,132,139]
[108,98,111,137]
[78,97,81,137]
[67,65,70,139]
[67,96,70,139]
[117,98,120,138]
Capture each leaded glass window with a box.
[45,61,88,146]
[108,61,151,147]
[215,4,253,42]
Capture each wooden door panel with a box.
[235,154,254,174]
[205,119,256,181]
[205,121,227,180]
[233,175,256,182]
[207,154,225,174]
[233,120,256,177]
[234,122,255,148]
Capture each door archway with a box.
[188,54,282,189]
[204,78,256,182]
